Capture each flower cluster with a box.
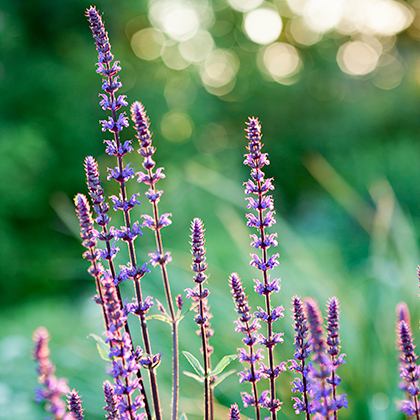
[229,273,264,420]
[240,117,284,418]
[396,301,420,418]
[102,273,145,420]
[32,327,73,420]
[298,298,347,419]
[32,7,352,420]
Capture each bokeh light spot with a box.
[160,111,194,143]
[260,42,301,83]
[244,8,282,45]
[364,0,413,36]
[228,0,263,12]
[161,41,191,70]
[179,30,214,63]
[149,0,201,41]
[200,49,239,95]
[372,392,390,410]
[131,28,165,61]
[288,16,321,45]
[337,41,380,76]
[303,0,345,33]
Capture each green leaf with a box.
[212,369,236,388]
[182,351,205,377]
[146,314,172,324]
[210,354,237,377]
[183,370,204,383]
[177,303,198,322]
[88,333,110,362]
[179,413,188,420]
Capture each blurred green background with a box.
[2,0,420,419]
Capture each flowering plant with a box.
[32,7,348,420]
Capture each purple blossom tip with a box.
[396,302,410,325]
[326,297,341,358]
[67,390,85,420]
[229,404,241,420]
[176,294,183,311]
[190,218,208,284]
[131,101,153,149]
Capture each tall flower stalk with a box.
[32,327,71,420]
[187,218,213,420]
[85,7,161,420]
[243,117,284,419]
[290,296,311,419]
[396,319,420,419]
[131,100,179,420]
[325,297,346,420]
[229,273,262,420]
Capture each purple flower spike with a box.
[325,297,346,418]
[230,404,241,420]
[397,320,420,416]
[396,301,411,325]
[33,327,69,420]
[305,298,326,363]
[190,218,208,285]
[131,101,153,150]
[67,390,85,420]
[103,380,119,419]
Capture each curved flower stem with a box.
[148,171,179,420]
[107,97,161,420]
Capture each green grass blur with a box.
[2,0,420,419]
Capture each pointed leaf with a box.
[182,351,205,377]
[88,333,110,362]
[179,414,188,420]
[146,314,172,324]
[212,369,236,388]
[210,354,237,377]
[177,303,199,322]
[183,370,204,383]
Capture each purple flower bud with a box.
[149,251,172,267]
[131,101,152,149]
[396,301,411,325]
[229,404,241,420]
[103,380,119,420]
[67,390,84,420]
[32,327,70,419]
[107,163,135,183]
[176,294,183,311]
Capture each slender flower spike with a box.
[33,327,70,420]
[289,296,311,419]
[67,390,85,420]
[188,218,213,420]
[230,404,241,420]
[103,380,119,420]
[396,302,411,325]
[325,297,347,418]
[243,117,282,418]
[396,320,420,418]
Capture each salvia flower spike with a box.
[188,218,213,420]
[396,318,420,419]
[67,390,85,420]
[33,327,70,420]
[229,272,262,420]
[84,6,159,420]
[325,297,347,419]
[290,296,311,419]
[243,117,284,418]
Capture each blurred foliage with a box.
[3,0,420,419]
